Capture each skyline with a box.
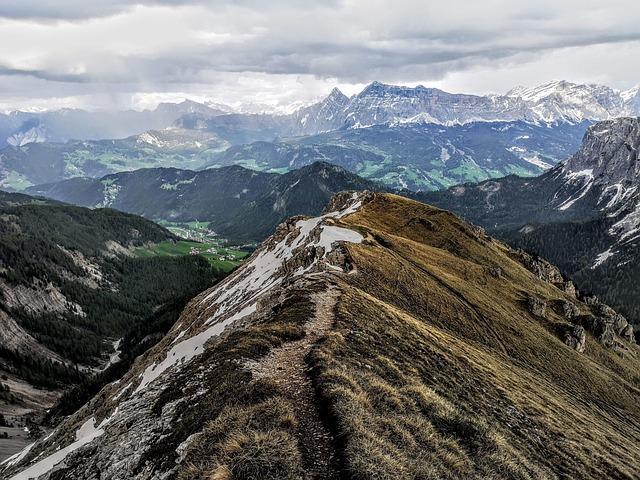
[0,0,639,112]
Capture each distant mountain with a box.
[169,80,637,141]
[27,162,384,242]
[5,192,639,480]
[419,117,640,323]
[2,119,588,192]
[283,80,640,134]
[506,80,638,123]
[210,120,589,190]
[3,80,636,192]
[0,100,227,148]
[0,192,227,459]
[0,127,227,190]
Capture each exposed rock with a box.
[620,324,635,343]
[592,317,616,348]
[57,245,104,288]
[564,324,586,353]
[515,250,564,284]
[527,296,547,317]
[103,240,133,258]
[558,281,576,297]
[561,301,580,320]
[0,279,84,317]
[0,310,66,363]
[487,266,502,278]
[595,303,617,318]
[583,295,600,306]
[323,190,374,214]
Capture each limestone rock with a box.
[564,324,586,353]
[561,301,580,320]
[527,296,546,317]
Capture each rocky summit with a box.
[3,192,639,480]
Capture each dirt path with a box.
[248,283,341,480]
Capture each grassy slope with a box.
[15,193,638,479]
[175,194,639,480]
[311,194,640,479]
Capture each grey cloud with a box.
[0,0,638,110]
[0,0,339,20]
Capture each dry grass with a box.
[306,193,640,480]
[180,398,302,480]
[165,287,320,479]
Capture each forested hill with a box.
[0,193,229,458]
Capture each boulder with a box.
[487,266,502,278]
[564,324,586,353]
[560,281,577,297]
[612,314,629,335]
[561,301,580,320]
[620,324,635,343]
[527,296,546,317]
[592,317,616,347]
[515,250,564,284]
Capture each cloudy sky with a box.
[1,0,639,112]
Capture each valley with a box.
[4,1,640,477]
[0,193,232,461]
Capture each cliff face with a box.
[4,193,640,480]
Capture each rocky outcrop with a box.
[586,301,635,346]
[0,279,84,317]
[514,250,566,286]
[0,311,66,364]
[561,301,580,320]
[564,118,640,186]
[527,296,547,317]
[564,324,586,353]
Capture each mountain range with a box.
[26,162,382,243]
[3,192,638,479]
[2,79,638,191]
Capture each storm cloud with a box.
[0,0,638,111]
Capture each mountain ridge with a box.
[26,162,384,242]
[3,192,639,479]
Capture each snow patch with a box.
[131,195,365,394]
[8,411,117,480]
[592,248,615,269]
[557,169,594,210]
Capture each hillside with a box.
[27,162,384,242]
[0,127,228,191]
[210,121,588,190]
[418,117,640,324]
[0,194,229,461]
[4,192,638,479]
